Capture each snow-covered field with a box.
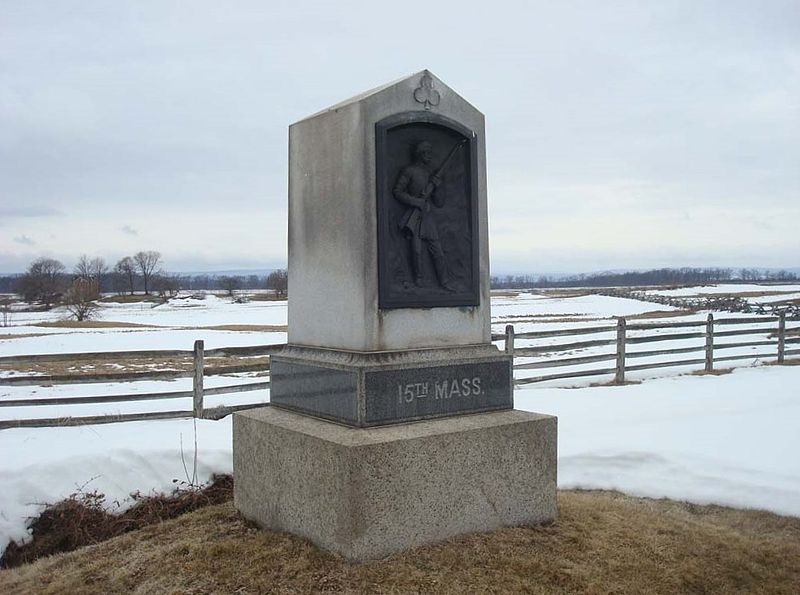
[1,286,799,554]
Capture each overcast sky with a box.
[1,1,798,274]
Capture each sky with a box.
[1,0,798,275]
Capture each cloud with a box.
[13,235,36,246]
[120,225,138,236]
[0,206,62,218]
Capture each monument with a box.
[233,70,557,560]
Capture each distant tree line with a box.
[0,252,289,317]
[490,267,799,289]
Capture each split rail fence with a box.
[1,314,798,429]
[495,312,798,386]
[0,341,283,429]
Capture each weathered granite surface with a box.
[270,344,512,426]
[287,70,490,351]
[233,407,557,561]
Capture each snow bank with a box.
[0,417,232,554]
[516,364,800,516]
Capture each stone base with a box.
[233,407,557,561]
[270,344,512,427]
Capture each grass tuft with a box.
[0,475,233,569]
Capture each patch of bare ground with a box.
[772,297,800,306]
[32,320,159,329]
[246,293,286,302]
[0,355,270,378]
[682,290,800,299]
[582,379,643,388]
[692,367,737,377]
[98,295,161,304]
[498,313,590,320]
[539,289,592,298]
[522,317,607,324]
[0,333,52,341]
[622,309,696,320]
[769,327,800,339]
[194,324,288,332]
[489,290,522,297]
[2,490,798,594]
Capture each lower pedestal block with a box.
[233,407,557,560]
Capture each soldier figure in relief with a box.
[393,140,459,292]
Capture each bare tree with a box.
[114,257,137,295]
[218,275,241,297]
[0,297,12,327]
[154,274,180,301]
[133,251,162,295]
[18,258,66,308]
[75,255,108,284]
[63,278,101,321]
[265,269,288,298]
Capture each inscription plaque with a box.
[376,111,480,309]
[270,355,512,427]
[363,360,511,425]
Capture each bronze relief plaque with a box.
[376,112,479,309]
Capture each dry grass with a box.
[32,320,159,329]
[196,324,288,333]
[692,367,737,377]
[499,313,589,320]
[679,290,799,299]
[539,289,592,298]
[98,295,161,304]
[582,379,643,388]
[0,333,52,341]
[502,316,608,324]
[622,309,697,320]
[0,476,233,569]
[2,490,798,594]
[246,293,286,302]
[772,327,800,338]
[0,354,271,378]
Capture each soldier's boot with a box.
[432,252,457,292]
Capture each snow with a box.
[0,286,798,555]
[0,418,232,553]
[642,283,800,297]
[516,365,800,516]
[0,328,285,357]
[492,292,677,320]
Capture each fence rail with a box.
[505,311,797,385]
[0,313,797,429]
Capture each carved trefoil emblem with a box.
[414,73,440,110]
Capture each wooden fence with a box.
[495,312,798,386]
[0,341,283,429]
[597,288,800,317]
[1,314,797,429]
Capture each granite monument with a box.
[233,70,557,560]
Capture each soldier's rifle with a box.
[401,138,467,235]
[419,138,467,201]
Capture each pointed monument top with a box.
[295,69,481,125]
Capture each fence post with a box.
[704,313,714,373]
[615,318,626,384]
[777,311,786,364]
[193,339,204,418]
[504,324,515,357]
